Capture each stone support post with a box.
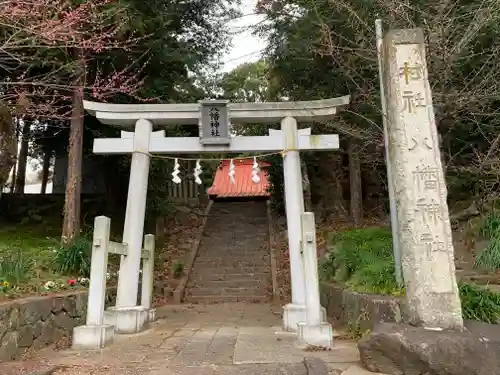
[141,234,156,322]
[72,216,115,349]
[297,212,333,348]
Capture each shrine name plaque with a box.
[199,100,231,145]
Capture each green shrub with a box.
[54,234,92,277]
[459,283,500,324]
[480,213,500,238]
[322,227,400,295]
[474,213,500,271]
[474,237,500,271]
[0,249,34,285]
[147,196,175,219]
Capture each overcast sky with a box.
[221,0,266,72]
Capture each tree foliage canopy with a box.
[255,0,500,208]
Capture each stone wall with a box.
[0,289,115,362]
[320,282,407,332]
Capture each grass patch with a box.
[0,225,59,278]
[460,283,500,323]
[322,227,500,324]
[321,227,403,296]
[0,248,35,285]
[0,223,98,299]
[474,213,500,271]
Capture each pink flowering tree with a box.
[1,0,147,117]
[0,0,150,243]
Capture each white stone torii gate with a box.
[84,96,350,337]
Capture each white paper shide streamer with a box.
[193,160,202,185]
[228,159,236,184]
[251,157,261,184]
[171,158,181,184]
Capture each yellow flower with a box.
[2,281,9,287]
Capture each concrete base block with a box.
[148,308,156,323]
[283,303,327,332]
[297,322,333,349]
[104,306,149,334]
[72,324,115,350]
[103,307,117,327]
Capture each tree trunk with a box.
[0,101,16,191]
[14,120,31,194]
[348,138,363,227]
[10,162,16,193]
[41,149,52,194]
[301,158,312,212]
[62,87,84,245]
[312,153,347,219]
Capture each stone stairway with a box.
[185,199,272,304]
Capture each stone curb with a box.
[303,357,329,375]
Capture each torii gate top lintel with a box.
[83,96,350,127]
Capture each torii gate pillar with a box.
[274,118,327,331]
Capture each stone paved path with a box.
[0,303,386,375]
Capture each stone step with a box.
[191,272,269,282]
[197,247,269,252]
[195,256,269,263]
[198,245,269,251]
[187,287,267,296]
[200,239,266,245]
[200,234,268,240]
[194,260,268,268]
[198,246,269,252]
[195,280,265,288]
[209,211,267,216]
[192,258,268,265]
[206,211,267,217]
[192,267,269,275]
[204,221,267,226]
[199,246,268,251]
[204,221,268,226]
[201,234,268,239]
[210,209,267,215]
[183,201,271,305]
[195,257,269,262]
[201,231,268,236]
[204,217,267,222]
[185,295,270,304]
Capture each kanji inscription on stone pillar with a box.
[383,28,463,329]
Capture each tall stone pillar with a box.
[109,119,152,333]
[281,116,307,331]
[280,117,326,331]
[383,28,463,329]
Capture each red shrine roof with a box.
[207,159,271,198]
